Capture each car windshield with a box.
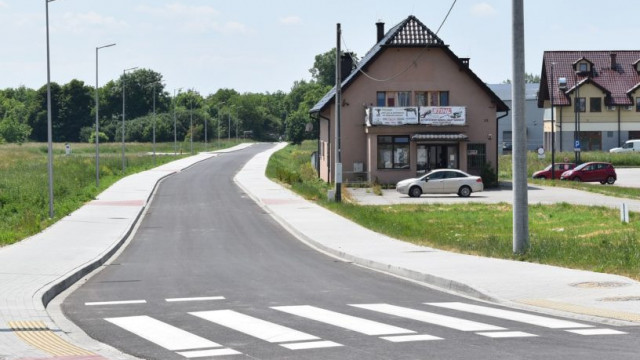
[573,163,588,171]
[543,165,552,171]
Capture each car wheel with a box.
[409,186,422,198]
[573,177,581,182]
[606,176,616,185]
[458,185,471,197]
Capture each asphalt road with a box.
[62,144,640,360]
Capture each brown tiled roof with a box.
[539,51,640,107]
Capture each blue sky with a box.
[1,1,639,95]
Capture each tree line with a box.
[0,48,345,145]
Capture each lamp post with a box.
[45,0,56,218]
[228,104,235,141]
[550,62,556,179]
[122,66,138,172]
[173,88,182,155]
[95,43,116,187]
[216,101,226,145]
[189,89,194,154]
[145,81,160,164]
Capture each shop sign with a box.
[419,106,466,126]
[367,107,419,126]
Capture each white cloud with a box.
[59,11,127,33]
[135,3,249,34]
[0,1,8,9]
[471,3,497,17]
[279,16,302,25]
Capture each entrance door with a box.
[417,144,458,172]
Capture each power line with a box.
[340,0,458,83]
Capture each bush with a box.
[88,131,109,143]
[481,163,498,188]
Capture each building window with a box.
[397,91,411,106]
[415,92,427,106]
[636,97,640,112]
[439,91,450,106]
[467,143,486,172]
[579,62,588,72]
[377,136,410,169]
[387,96,395,107]
[575,97,586,112]
[590,97,601,112]
[376,92,386,106]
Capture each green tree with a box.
[309,48,358,87]
[58,79,93,142]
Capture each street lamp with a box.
[216,101,226,145]
[122,66,138,172]
[173,88,182,155]
[228,104,235,141]
[145,81,161,164]
[45,0,56,218]
[95,43,116,188]
[550,62,556,179]
[189,89,194,154]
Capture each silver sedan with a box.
[396,169,484,198]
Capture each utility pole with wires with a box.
[334,23,342,202]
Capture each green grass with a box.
[267,141,640,280]
[0,140,245,246]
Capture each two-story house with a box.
[538,51,640,152]
[310,15,508,185]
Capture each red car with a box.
[532,163,576,180]
[559,162,617,184]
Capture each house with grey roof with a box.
[487,83,544,153]
[310,15,508,185]
[538,51,640,153]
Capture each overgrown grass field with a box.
[268,141,640,280]
[0,140,243,246]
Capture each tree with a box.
[58,79,93,142]
[309,48,358,87]
[502,73,541,84]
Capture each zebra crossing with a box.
[98,300,628,358]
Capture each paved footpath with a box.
[2,142,640,359]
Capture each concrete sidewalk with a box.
[235,143,640,326]
[1,142,639,359]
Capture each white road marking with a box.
[280,341,343,350]
[166,296,225,302]
[380,334,443,342]
[190,310,321,343]
[104,315,223,351]
[273,305,415,336]
[351,304,505,332]
[477,331,538,338]
[566,328,628,336]
[427,302,592,329]
[177,348,241,358]
[85,300,146,306]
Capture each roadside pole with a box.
[334,23,342,202]
[512,0,529,253]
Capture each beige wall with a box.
[318,47,500,184]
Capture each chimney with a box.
[376,21,385,42]
[610,53,617,70]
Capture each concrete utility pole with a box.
[45,0,55,218]
[334,23,342,202]
[511,0,529,253]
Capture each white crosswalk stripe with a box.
[351,303,506,332]
[190,309,343,350]
[426,302,592,329]
[105,315,241,357]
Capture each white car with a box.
[609,139,640,153]
[396,169,483,198]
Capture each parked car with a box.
[609,139,640,153]
[532,163,576,180]
[396,169,483,198]
[559,162,617,184]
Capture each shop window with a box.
[377,136,410,169]
[590,97,601,112]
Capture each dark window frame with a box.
[377,135,410,170]
[589,97,601,112]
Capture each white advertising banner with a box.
[419,106,466,126]
[368,107,419,126]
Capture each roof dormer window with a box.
[572,57,593,75]
[579,62,588,73]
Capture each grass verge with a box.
[267,141,640,280]
[0,140,244,246]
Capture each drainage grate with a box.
[571,281,630,289]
